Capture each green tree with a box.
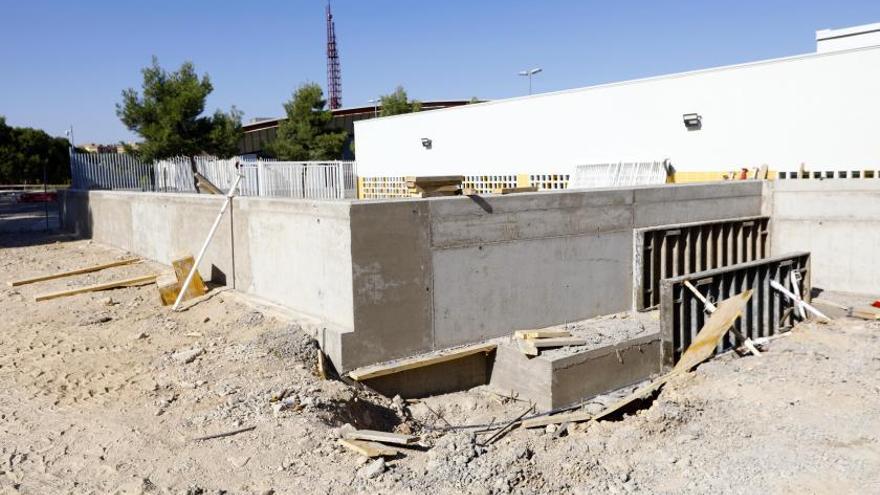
[380,86,421,116]
[266,83,347,160]
[116,57,242,162]
[0,116,71,184]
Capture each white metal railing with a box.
[70,152,357,200]
[569,161,670,189]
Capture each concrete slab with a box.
[489,313,662,411]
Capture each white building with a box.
[355,22,880,181]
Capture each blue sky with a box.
[2,1,879,144]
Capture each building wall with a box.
[769,180,880,294]
[354,46,880,178]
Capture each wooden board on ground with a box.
[347,342,496,381]
[521,410,592,429]
[517,336,586,356]
[8,257,140,287]
[35,274,158,302]
[515,329,571,340]
[156,273,180,306]
[337,438,400,457]
[171,255,207,301]
[343,429,417,445]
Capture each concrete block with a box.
[489,334,662,411]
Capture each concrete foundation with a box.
[489,333,661,411]
[60,180,764,372]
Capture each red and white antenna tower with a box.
[326,1,342,109]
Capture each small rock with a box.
[357,458,385,479]
[545,424,558,435]
[135,332,149,340]
[78,314,112,326]
[99,296,118,306]
[172,347,205,364]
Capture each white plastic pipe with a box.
[172,173,242,311]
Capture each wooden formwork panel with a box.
[659,252,810,368]
[635,216,770,310]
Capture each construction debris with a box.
[405,175,465,197]
[769,280,831,322]
[592,290,754,421]
[495,186,538,195]
[7,257,140,287]
[191,425,256,442]
[514,329,571,340]
[342,429,418,446]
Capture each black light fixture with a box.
[683,113,702,130]
[421,137,432,149]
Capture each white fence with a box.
[71,152,357,199]
[569,161,670,189]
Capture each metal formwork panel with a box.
[635,216,770,310]
[659,252,810,368]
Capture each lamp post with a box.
[64,126,75,151]
[517,67,542,95]
[368,98,381,118]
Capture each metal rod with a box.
[172,174,242,311]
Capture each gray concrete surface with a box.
[60,181,764,371]
[768,180,880,294]
[489,333,661,411]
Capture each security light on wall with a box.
[421,137,432,149]
[683,113,702,130]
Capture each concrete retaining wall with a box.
[769,180,880,294]
[61,180,764,371]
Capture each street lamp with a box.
[368,98,381,118]
[64,126,75,151]
[518,67,542,95]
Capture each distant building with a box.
[239,101,472,158]
[355,22,880,181]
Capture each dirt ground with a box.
[2,233,879,494]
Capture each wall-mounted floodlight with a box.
[421,137,432,149]
[683,113,702,130]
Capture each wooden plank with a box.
[342,429,417,445]
[495,186,538,195]
[593,291,752,422]
[405,175,465,186]
[674,290,753,373]
[517,338,539,356]
[8,257,140,287]
[337,438,400,457]
[530,337,587,348]
[347,342,496,381]
[521,410,592,429]
[35,274,158,302]
[515,329,571,340]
